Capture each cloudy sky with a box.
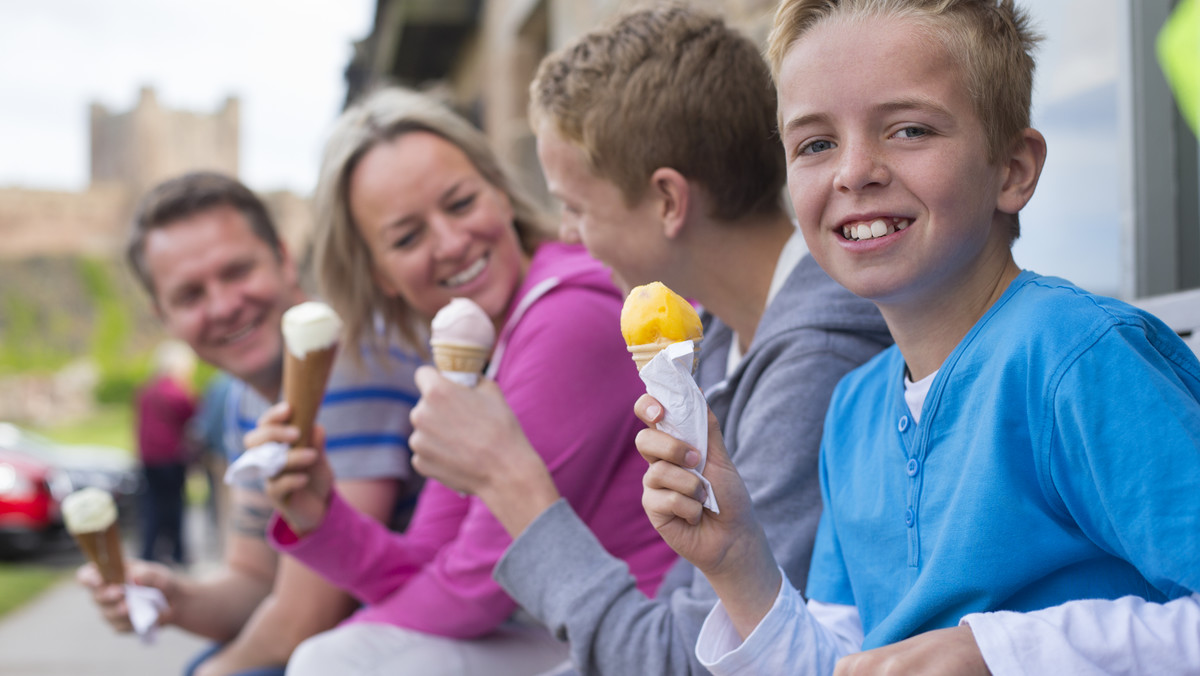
[0,0,373,195]
[0,0,1131,296]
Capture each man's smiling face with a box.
[146,204,297,395]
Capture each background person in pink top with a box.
[136,339,198,566]
[247,86,677,675]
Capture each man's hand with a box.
[77,559,179,632]
[835,626,990,676]
[248,402,334,536]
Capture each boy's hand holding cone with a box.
[621,282,716,512]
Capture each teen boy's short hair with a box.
[531,4,785,222]
[767,0,1040,163]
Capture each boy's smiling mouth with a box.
[842,217,910,242]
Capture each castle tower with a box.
[89,87,240,195]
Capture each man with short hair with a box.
[79,171,422,676]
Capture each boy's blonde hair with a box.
[530,4,785,222]
[767,0,1040,163]
[313,87,549,357]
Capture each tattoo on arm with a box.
[230,495,274,540]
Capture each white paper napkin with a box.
[441,371,480,387]
[639,340,718,513]
[125,583,168,643]
[223,441,289,485]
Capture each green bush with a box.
[0,294,70,373]
[95,364,151,405]
[78,257,131,372]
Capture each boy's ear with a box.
[649,167,690,239]
[997,128,1047,214]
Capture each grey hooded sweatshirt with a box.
[494,253,893,675]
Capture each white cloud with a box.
[0,0,373,194]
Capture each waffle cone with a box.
[73,522,125,585]
[282,344,338,449]
[628,339,702,373]
[431,342,489,376]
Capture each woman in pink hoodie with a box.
[247,87,676,675]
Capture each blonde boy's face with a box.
[536,121,668,293]
[777,15,1013,310]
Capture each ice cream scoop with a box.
[281,301,343,448]
[620,283,717,512]
[430,298,496,386]
[62,487,125,585]
[282,301,343,359]
[620,282,703,371]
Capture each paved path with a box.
[0,505,223,675]
[0,577,212,675]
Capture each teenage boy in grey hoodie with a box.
[406,6,891,674]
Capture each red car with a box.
[0,449,63,556]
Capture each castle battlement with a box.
[0,88,310,261]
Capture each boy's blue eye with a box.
[894,126,929,139]
[800,139,835,155]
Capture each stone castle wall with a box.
[90,87,239,196]
[0,183,131,259]
[0,87,310,263]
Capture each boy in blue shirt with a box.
[636,0,1200,673]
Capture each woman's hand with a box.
[635,394,781,638]
[410,365,559,536]
[249,402,334,536]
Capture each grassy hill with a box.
[0,255,166,393]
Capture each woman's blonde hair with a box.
[313,87,549,357]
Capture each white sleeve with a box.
[963,593,1200,675]
[695,568,863,676]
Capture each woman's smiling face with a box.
[348,131,528,325]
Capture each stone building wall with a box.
[0,87,311,263]
[90,87,240,197]
[0,183,131,259]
